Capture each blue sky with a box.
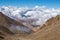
[0,0,60,8]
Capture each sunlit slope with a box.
[24,15,60,40]
[5,15,60,40]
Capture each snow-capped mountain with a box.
[0,6,60,27]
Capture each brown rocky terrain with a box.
[0,12,60,40]
[0,12,31,40]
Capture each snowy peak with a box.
[0,6,60,26]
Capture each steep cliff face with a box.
[0,12,14,40]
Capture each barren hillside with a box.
[7,16,60,40]
[0,12,60,40]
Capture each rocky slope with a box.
[0,12,31,40]
[4,15,60,40]
[0,12,60,40]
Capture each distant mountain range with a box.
[0,6,60,26]
[0,6,60,34]
[0,6,60,40]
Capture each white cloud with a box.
[0,6,60,32]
